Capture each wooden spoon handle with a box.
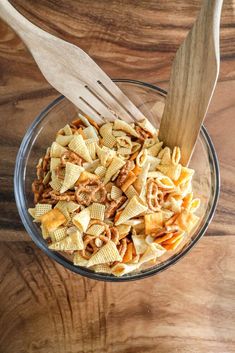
[159,0,223,166]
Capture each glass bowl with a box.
[14,79,220,281]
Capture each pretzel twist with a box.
[75,179,106,206]
[146,178,162,212]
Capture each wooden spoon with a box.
[0,0,145,125]
[159,0,223,165]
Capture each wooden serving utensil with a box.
[159,0,223,165]
[0,0,145,125]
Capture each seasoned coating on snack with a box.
[29,114,200,277]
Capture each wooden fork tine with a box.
[85,82,135,123]
[90,81,139,123]
[75,86,118,122]
[73,99,105,126]
[91,78,146,123]
[73,51,146,123]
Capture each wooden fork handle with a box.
[159,0,223,166]
[0,0,48,44]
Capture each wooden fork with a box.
[0,0,145,125]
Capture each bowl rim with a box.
[14,79,220,282]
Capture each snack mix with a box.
[29,114,200,277]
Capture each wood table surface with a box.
[0,1,235,352]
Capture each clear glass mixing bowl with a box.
[14,79,220,281]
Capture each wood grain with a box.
[0,1,235,352]
[7,0,235,83]
[0,236,234,353]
